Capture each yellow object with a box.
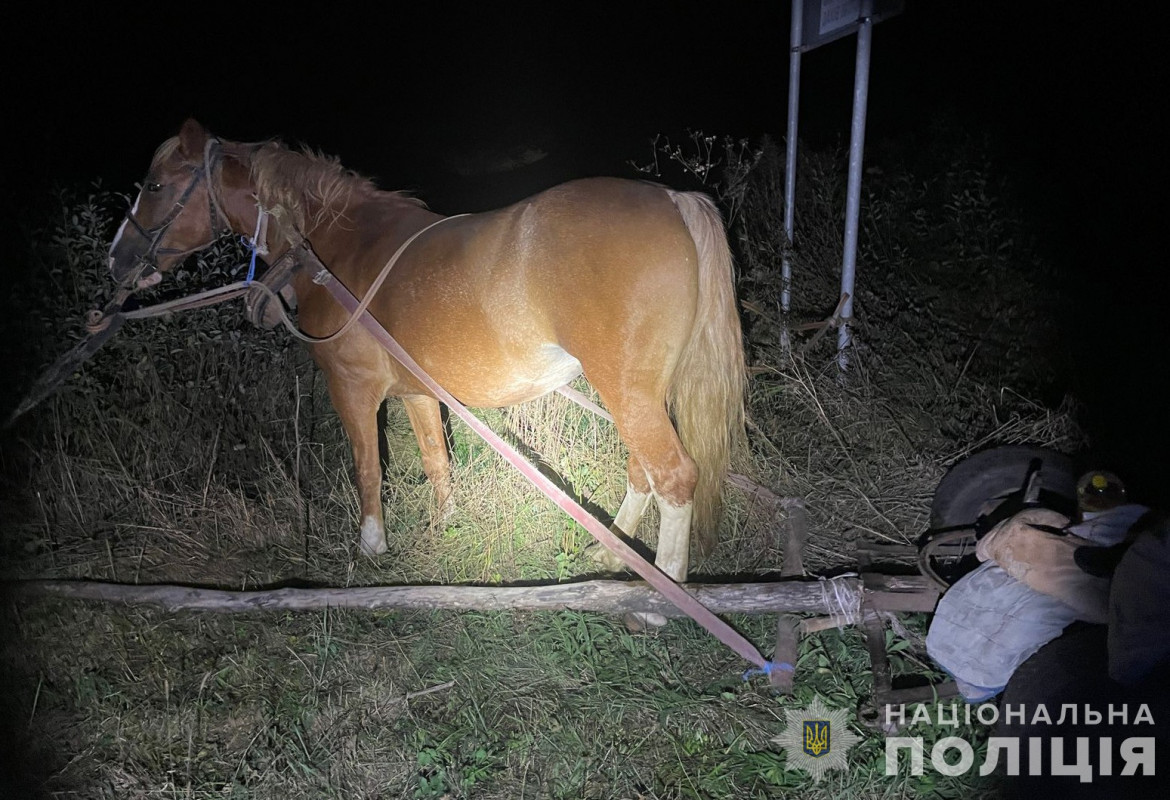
[1076,470,1127,513]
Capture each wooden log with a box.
[1,577,899,616]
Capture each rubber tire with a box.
[930,445,1078,529]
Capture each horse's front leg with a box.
[327,377,388,557]
[401,394,455,524]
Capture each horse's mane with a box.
[248,141,424,238]
[150,134,424,240]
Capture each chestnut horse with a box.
[108,119,746,583]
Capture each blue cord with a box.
[742,661,795,681]
[244,235,259,284]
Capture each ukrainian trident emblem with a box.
[803,720,831,757]
[773,696,860,782]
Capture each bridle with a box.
[120,137,232,286]
[110,135,307,330]
[108,135,462,342]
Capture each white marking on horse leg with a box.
[590,483,652,572]
[654,499,693,583]
[621,490,691,631]
[359,514,387,557]
[613,482,652,535]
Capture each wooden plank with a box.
[857,572,939,612]
[780,500,808,578]
[800,611,867,633]
[3,577,873,616]
[770,615,800,693]
[860,573,934,592]
[861,607,893,698]
[864,590,939,613]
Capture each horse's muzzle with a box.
[135,270,163,289]
[108,243,162,290]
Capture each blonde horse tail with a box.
[666,190,748,555]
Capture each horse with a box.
[108,118,746,584]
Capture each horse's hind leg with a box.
[592,455,653,572]
[612,456,653,535]
[401,394,455,524]
[609,398,698,631]
[326,375,388,556]
[606,396,699,583]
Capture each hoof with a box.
[359,516,387,557]
[587,541,629,573]
[623,611,668,632]
[359,538,387,557]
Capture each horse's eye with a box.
[145,182,163,193]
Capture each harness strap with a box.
[555,385,615,422]
[297,215,467,344]
[203,137,231,239]
[244,245,298,328]
[120,283,255,319]
[84,247,300,335]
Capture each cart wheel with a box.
[920,446,1078,589]
[931,445,1078,529]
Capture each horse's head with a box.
[109,119,232,290]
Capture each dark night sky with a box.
[5,1,1168,494]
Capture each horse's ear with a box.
[177,118,209,160]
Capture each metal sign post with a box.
[780,0,805,352]
[837,0,874,372]
[782,0,902,370]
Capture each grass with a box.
[8,600,902,798]
[0,125,1081,798]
